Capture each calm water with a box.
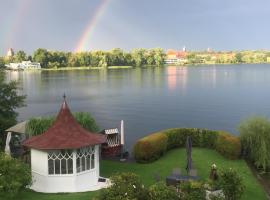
[7,64,270,151]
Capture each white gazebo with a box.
[23,97,107,193]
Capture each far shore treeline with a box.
[1,48,270,69]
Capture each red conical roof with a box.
[23,98,106,150]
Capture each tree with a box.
[0,71,26,150]
[0,153,31,198]
[33,48,49,68]
[0,57,5,69]
[238,116,270,170]
[235,53,242,63]
[15,50,27,62]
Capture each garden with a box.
[1,117,270,200]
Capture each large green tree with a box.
[15,50,27,62]
[0,71,26,150]
[33,48,50,68]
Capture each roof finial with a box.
[63,93,66,100]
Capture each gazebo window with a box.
[48,150,73,175]
[76,146,95,173]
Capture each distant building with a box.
[7,48,15,57]
[165,49,188,65]
[6,61,41,70]
[182,46,186,52]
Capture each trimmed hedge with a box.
[164,128,218,150]
[133,128,241,163]
[133,132,168,163]
[216,131,241,160]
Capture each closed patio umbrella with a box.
[186,136,193,173]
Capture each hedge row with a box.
[133,128,241,163]
[133,132,168,163]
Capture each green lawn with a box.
[14,148,268,200]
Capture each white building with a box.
[6,48,15,57]
[6,61,41,70]
[22,97,107,193]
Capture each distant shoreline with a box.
[4,63,270,72]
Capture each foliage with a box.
[164,128,218,150]
[25,112,99,136]
[15,50,27,62]
[180,181,206,200]
[215,131,241,160]
[98,172,148,200]
[25,117,54,136]
[133,128,241,163]
[30,48,165,68]
[219,168,245,200]
[148,182,179,200]
[72,112,99,132]
[13,148,267,200]
[0,153,32,198]
[133,132,168,163]
[0,57,6,68]
[0,71,26,150]
[238,116,270,171]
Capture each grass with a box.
[9,148,268,200]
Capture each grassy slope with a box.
[16,148,267,200]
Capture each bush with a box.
[148,182,179,200]
[180,181,206,200]
[26,112,99,136]
[133,132,167,163]
[133,128,240,163]
[0,153,32,198]
[238,116,270,171]
[215,131,241,159]
[164,128,218,150]
[219,168,245,200]
[98,172,148,200]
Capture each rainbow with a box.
[4,0,32,50]
[74,0,110,52]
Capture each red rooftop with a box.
[23,97,106,150]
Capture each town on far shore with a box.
[1,47,270,70]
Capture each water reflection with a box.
[167,66,188,93]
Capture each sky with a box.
[0,0,270,55]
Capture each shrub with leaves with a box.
[133,132,168,163]
[148,182,179,200]
[180,181,205,200]
[238,116,270,171]
[0,153,31,198]
[219,168,244,200]
[98,172,148,200]
[26,112,99,136]
[215,131,241,160]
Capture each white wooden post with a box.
[120,120,124,145]
[5,132,12,155]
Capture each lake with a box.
[7,64,270,151]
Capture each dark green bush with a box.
[164,128,218,150]
[133,132,168,163]
[98,172,148,200]
[219,168,245,200]
[0,153,32,198]
[215,131,241,160]
[148,182,180,200]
